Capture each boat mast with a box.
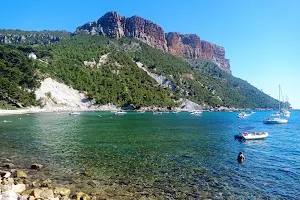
[279,85,281,118]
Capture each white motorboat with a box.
[190,111,202,116]
[153,111,163,115]
[235,126,268,140]
[114,111,127,115]
[235,131,269,140]
[237,112,251,118]
[263,117,288,124]
[237,111,257,118]
[69,112,80,116]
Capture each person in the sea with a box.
[237,152,246,162]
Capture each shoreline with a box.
[0,105,118,117]
[0,106,277,117]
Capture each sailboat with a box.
[263,85,288,124]
[281,95,291,117]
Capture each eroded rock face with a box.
[165,32,231,74]
[76,11,231,73]
[76,11,167,51]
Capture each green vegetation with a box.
[128,39,279,108]
[0,31,279,109]
[36,35,176,107]
[0,45,39,108]
[189,59,279,108]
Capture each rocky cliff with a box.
[76,11,167,51]
[76,11,231,74]
[165,32,231,74]
[0,30,70,45]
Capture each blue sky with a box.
[1,0,299,108]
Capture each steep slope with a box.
[188,59,279,108]
[35,35,177,108]
[33,35,278,109]
[35,77,117,111]
[0,45,39,108]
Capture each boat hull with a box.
[69,112,80,116]
[263,118,288,124]
[235,132,269,140]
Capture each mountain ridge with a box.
[0,12,281,109]
[0,11,230,74]
[75,11,231,74]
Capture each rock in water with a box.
[31,164,43,170]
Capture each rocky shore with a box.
[0,164,78,200]
[0,162,141,200]
[1,161,184,200]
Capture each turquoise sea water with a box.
[0,111,299,199]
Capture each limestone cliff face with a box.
[76,11,167,51]
[76,11,231,73]
[200,40,231,74]
[125,16,167,51]
[165,32,231,74]
[165,32,202,58]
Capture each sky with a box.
[1,0,299,108]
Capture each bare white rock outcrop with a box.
[135,61,175,90]
[35,78,116,112]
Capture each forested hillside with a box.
[0,45,39,108]
[0,33,279,109]
[35,36,177,108]
[35,35,278,109]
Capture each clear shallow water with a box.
[0,111,299,199]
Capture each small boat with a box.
[235,126,268,140]
[153,111,163,115]
[190,111,202,116]
[281,110,290,117]
[270,112,280,117]
[114,111,127,115]
[263,85,288,124]
[237,111,251,118]
[235,131,269,140]
[172,111,180,114]
[263,117,288,124]
[69,112,80,116]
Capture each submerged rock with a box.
[74,192,91,200]
[54,187,71,197]
[3,163,14,169]
[31,164,43,170]
[39,189,54,199]
[41,178,52,187]
[16,170,27,178]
